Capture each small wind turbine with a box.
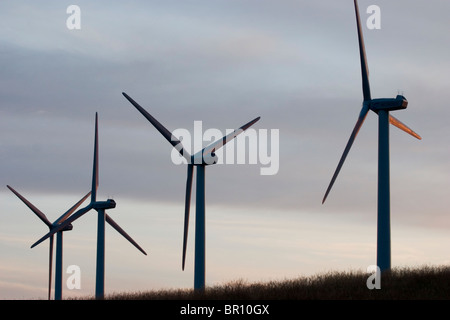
[122,92,260,290]
[6,185,90,300]
[31,112,147,299]
[322,0,421,272]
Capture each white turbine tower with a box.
[6,185,90,300]
[30,113,147,299]
[122,92,260,290]
[322,0,421,272]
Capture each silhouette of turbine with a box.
[6,185,90,300]
[322,0,421,272]
[31,113,147,299]
[122,92,260,290]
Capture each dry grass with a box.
[100,265,450,300]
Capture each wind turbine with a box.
[6,185,90,300]
[122,92,260,290]
[30,112,147,299]
[322,0,421,272]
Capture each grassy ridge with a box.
[103,265,450,300]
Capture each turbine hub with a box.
[191,152,218,166]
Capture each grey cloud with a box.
[1,0,449,231]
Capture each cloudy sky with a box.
[1,0,450,299]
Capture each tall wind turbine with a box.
[122,92,260,290]
[322,0,421,272]
[6,185,90,300]
[31,113,147,299]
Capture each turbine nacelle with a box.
[369,95,408,112]
[53,223,73,231]
[92,199,116,210]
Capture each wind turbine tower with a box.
[322,0,421,272]
[30,113,147,299]
[122,92,260,290]
[6,186,90,300]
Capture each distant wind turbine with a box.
[122,92,260,290]
[6,185,90,300]
[30,112,147,299]
[322,0,421,272]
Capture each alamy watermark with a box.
[170,121,279,176]
[66,5,81,30]
[366,265,381,289]
[66,265,81,290]
[366,5,381,30]
[65,4,381,31]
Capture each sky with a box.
[1,0,450,299]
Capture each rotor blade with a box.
[48,235,54,300]
[354,0,371,101]
[182,164,194,271]
[7,185,52,228]
[31,205,93,249]
[91,112,99,203]
[201,116,260,157]
[53,191,91,226]
[389,114,422,140]
[322,104,370,204]
[122,92,191,162]
[105,214,147,255]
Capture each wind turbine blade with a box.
[182,164,194,271]
[48,235,54,300]
[322,104,370,204]
[389,115,422,140]
[91,113,99,203]
[53,191,91,225]
[105,214,147,255]
[31,205,93,248]
[201,116,261,156]
[7,185,52,228]
[354,0,371,101]
[122,92,191,162]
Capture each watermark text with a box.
[366,265,381,289]
[66,5,81,30]
[170,121,279,176]
[366,5,381,30]
[66,265,81,290]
